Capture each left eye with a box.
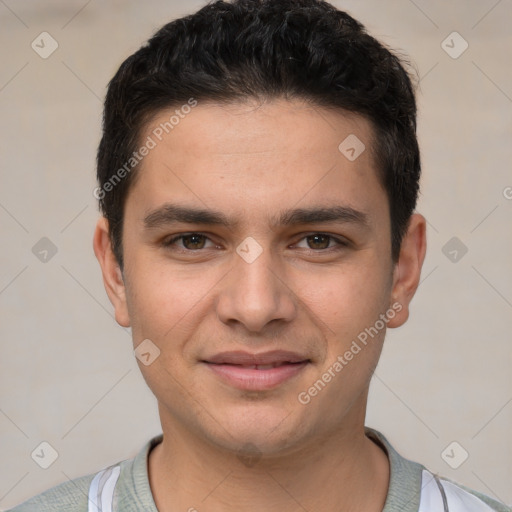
[294,233,346,250]
[164,233,216,250]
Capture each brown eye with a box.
[181,234,207,249]
[294,233,347,251]
[306,234,331,250]
[164,233,214,251]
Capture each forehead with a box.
[126,99,387,228]
[143,99,375,162]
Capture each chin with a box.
[205,402,308,456]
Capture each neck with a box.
[148,409,390,512]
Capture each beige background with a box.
[1,0,511,509]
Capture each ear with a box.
[93,217,131,327]
[387,213,427,328]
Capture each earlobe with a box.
[92,217,131,327]
[387,213,427,328]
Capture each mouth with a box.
[201,351,311,391]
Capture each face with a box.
[94,98,426,457]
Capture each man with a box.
[8,0,510,511]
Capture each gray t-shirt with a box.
[7,426,510,511]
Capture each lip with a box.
[202,350,311,391]
[204,350,309,366]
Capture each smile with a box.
[202,353,310,391]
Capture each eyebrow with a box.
[143,203,369,230]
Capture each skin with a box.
[94,98,426,512]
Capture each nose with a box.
[215,242,297,334]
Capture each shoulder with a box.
[5,473,95,512]
[6,435,162,512]
[432,473,511,512]
[365,427,510,512]
[6,462,127,512]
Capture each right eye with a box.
[162,233,218,251]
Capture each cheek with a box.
[294,258,392,338]
[123,254,207,343]
[295,265,391,418]
[124,261,211,400]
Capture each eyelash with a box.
[162,232,349,253]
